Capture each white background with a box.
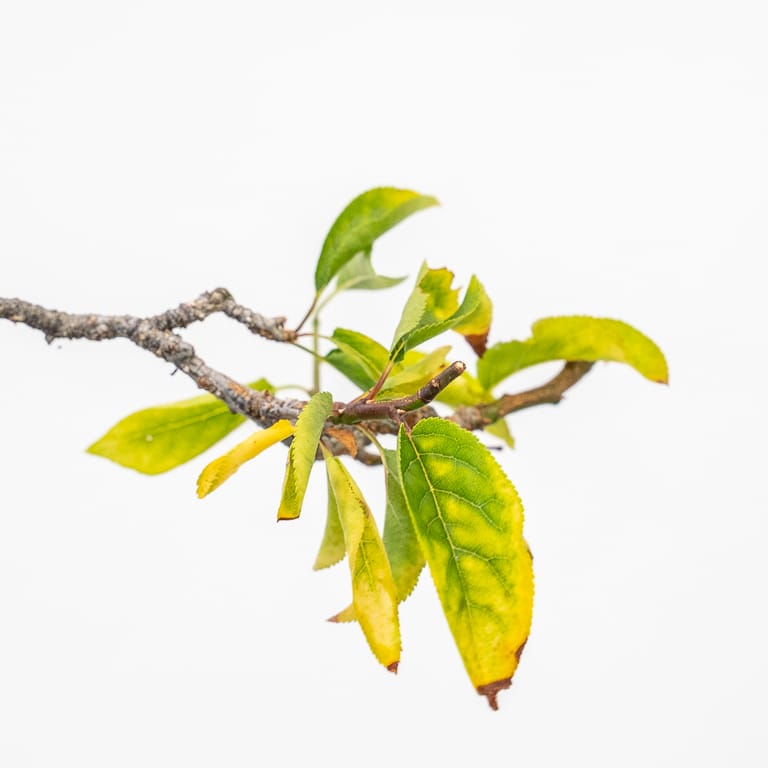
[1,2,766,766]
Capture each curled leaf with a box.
[478,316,669,390]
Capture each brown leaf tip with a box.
[463,332,489,357]
[476,678,512,711]
[387,661,399,675]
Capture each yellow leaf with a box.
[196,420,294,498]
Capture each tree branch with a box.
[449,361,594,431]
[1,292,594,463]
[0,290,302,428]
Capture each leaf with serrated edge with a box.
[390,270,483,362]
[334,249,407,292]
[313,475,346,570]
[398,418,533,709]
[478,316,669,390]
[87,379,273,474]
[330,446,426,623]
[323,447,401,671]
[196,420,294,498]
[277,392,333,521]
[315,188,438,292]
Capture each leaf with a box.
[325,329,451,399]
[390,267,484,361]
[325,328,389,390]
[378,346,451,399]
[277,392,333,521]
[87,379,274,475]
[331,446,426,623]
[398,418,534,709]
[323,448,401,671]
[484,418,515,449]
[451,276,493,357]
[196,420,294,498]
[315,188,439,293]
[435,367,492,408]
[334,249,407,292]
[380,447,426,602]
[477,316,669,390]
[313,476,346,570]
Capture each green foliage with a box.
[84,187,667,709]
[314,187,438,293]
[278,392,333,521]
[87,379,273,474]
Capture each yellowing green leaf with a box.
[330,443,426,625]
[398,418,533,709]
[277,392,333,521]
[478,316,668,390]
[313,476,346,570]
[451,276,493,357]
[315,188,438,292]
[87,379,273,475]
[390,268,484,361]
[323,447,401,671]
[196,420,294,498]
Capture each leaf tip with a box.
[463,331,489,357]
[476,678,512,711]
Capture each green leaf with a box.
[196,420,295,498]
[325,329,389,390]
[390,267,484,361]
[313,475,346,570]
[398,418,533,709]
[277,392,333,521]
[315,188,439,292]
[334,249,407,292]
[87,379,274,475]
[478,316,669,390]
[323,448,401,671]
[380,447,426,602]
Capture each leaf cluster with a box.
[87,188,668,708]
